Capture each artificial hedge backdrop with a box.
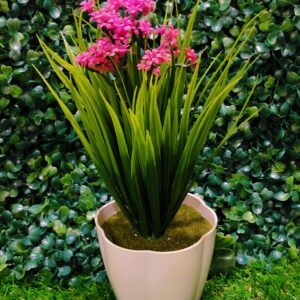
[0,0,299,285]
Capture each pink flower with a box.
[90,10,137,44]
[112,17,138,43]
[137,24,182,75]
[185,48,198,65]
[84,0,156,46]
[106,0,155,17]
[137,46,173,75]
[124,0,155,17]
[90,9,120,31]
[76,37,128,73]
[80,0,94,13]
[138,19,153,37]
[158,25,179,50]
[155,25,165,35]
[153,66,160,75]
[90,0,155,18]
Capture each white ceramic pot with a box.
[95,193,217,300]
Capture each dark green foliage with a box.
[0,0,299,283]
[0,0,108,284]
[184,0,300,262]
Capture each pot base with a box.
[95,193,217,300]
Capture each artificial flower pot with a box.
[95,193,217,300]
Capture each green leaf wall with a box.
[0,0,299,283]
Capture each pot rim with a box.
[95,192,217,255]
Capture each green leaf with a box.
[60,174,72,185]
[10,85,23,98]
[0,97,10,109]
[261,188,273,200]
[259,21,270,32]
[211,20,222,32]
[28,180,41,190]
[28,225,43,241]
[293,140,300,152]
[39,268,54,281]
[0,255,8,272]
[242,211,257,223]
[44,257,56,269]
[288,247,299,259]
[269,250,282,261]
[59,206,70,219]
[12,203,24,214]
[219,0,231,11]
[27,204,42,215]
[12,267,25,280]
[58,266,71,277]
[49,7,61,19]
[274,192,290,201]
[255,43,269,53]
[41,237,54,249]
[0,191,10,202]
[60,249,73,262]
[223,37,234,48]
[53,220,67,235]
[94,271,107,283]
[6,18,20,32]
[66,233,77,245]
[79,185,96,210]
[236,253,249,265]
[24,260,39,271]
[91,257,101,268]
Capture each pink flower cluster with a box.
[76,38,128,73]
[89,0,155,43]
[138,19,153,37]
[77,0,198,75]
[80,0,94,13]
[81,0,155,16]
[185,48,198,65]
[105,0,155,17]
[157,25,179,50]
[77,0,155,72]
[137,47,170,75]
[137,25,180,74]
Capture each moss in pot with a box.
[101,203,212,251]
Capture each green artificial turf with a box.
[0,258,299,299]
[0,280,115,300]
[202,258,300,300]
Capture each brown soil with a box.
[101,204,212,252]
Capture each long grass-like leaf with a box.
[178,0,201,63]
[37,4,262,238]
